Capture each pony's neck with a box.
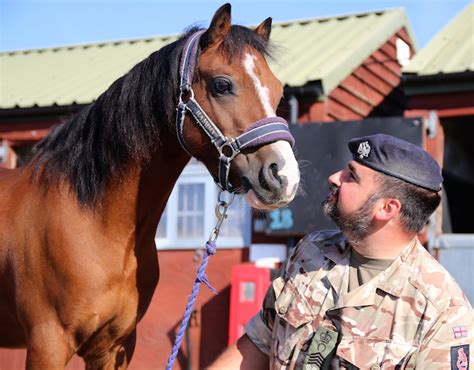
[100,128,190,245]
[136,131,191,238]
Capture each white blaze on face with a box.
[242,53,300,209]
[243,53,276,117]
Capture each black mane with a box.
[31,25,271,206]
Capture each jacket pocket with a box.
[336,336,419,369]
[272,278,316,364]
[275,277,316,328]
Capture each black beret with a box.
[348,134,443,192]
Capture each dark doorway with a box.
[441,116,474,233]
[266,117,423,236]
[13,145,34,167]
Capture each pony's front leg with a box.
[84,330,137,370]
[26,323,74,370]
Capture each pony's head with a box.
[177,4,300,210]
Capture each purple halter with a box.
[176,30,295,192]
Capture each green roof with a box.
[403,3,474,76]
[0,8,414,110]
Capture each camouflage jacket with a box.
[245,230,473,369]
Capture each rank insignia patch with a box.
[303,326,338,370]
[451,344,469,370]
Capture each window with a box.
[177,183,205,238]
[155,161,251,249]
[156,207,167,238]
[219,195,247,238]
[396,38,411,67]
[0,141,6,164]
[240,281,256,302]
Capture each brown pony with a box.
[0,4,300,369]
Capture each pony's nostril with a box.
[269,163,282,186]
[259,163,283,192]
[258,167,271,192]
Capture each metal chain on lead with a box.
[208,190,235,242]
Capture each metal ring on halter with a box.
[218,188,233,202]
[178,86,194,105]
[217,139,240,163]
[217,189,235,211]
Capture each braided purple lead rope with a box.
[165,240,218,370]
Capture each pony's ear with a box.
[201,3,231,49]
[254,17,272,42]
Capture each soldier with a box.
[210,134,473,369]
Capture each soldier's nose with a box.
[328,170,342,187]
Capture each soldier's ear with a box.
[374,198,401,222]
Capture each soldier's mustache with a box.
[328,185,339,199]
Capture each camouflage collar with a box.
[316,233,351,265]
[319,236,351,306]
[329,238,419,309]
[374,238,419,298]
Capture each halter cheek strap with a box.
[176,30,295,192]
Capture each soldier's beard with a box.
[322,186,380,245]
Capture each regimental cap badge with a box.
[348,134,443,191]
[357,141,371,159]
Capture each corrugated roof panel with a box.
[442,31,474,74]
[315,14,383,91]
[271,9,412,93]
[403,3,474,76]
[1,36,179,109]
[1,9,413,109]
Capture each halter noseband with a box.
[176,30,295,192]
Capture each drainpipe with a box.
[426,110,438,139]
[282,83,323,257]
[288,95,299,125]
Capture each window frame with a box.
[155,162,251,250]
[0,141,7,164]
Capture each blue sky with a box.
[1,0,472,52]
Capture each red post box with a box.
[228,263,271,345]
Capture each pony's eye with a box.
[213,78,233,95]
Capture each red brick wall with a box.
[0,248,248,369]
[298,28,413,123]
